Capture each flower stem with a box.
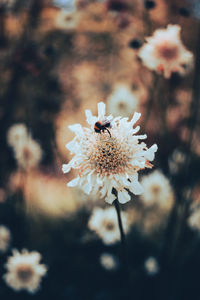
[114,199,126,246]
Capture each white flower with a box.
[107,84,138,118]
[62,102,157,204]
[14,137,43,170]
[140,170,174,211]
[4,249,47,293]
[138,24,193,78]
[188,207,200,231]
[99,253,118,271]
[144,257,159,275]
[7,123,28,148]
[7,124,43,170]
[0,225,11,253]
[55,10,80,30]
[168,149,186,174]
[88,207,129,245]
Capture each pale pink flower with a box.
[138,24,193,78]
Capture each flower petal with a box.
[145,144,158,161]
[68,124,84,135]
[85,109,97,126]
[130,112,141,126]
[67,176,80,187]
[62,164,71,173]
[118,190,131,204]
[98,102,106,119]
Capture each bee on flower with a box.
[62,102,157,204]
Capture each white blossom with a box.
[140,170,174,211]
[7,123,28,148]
[107,84,138,118]
[144,257,159,275]
[99,253,118,270]
[138,24,193,78]
[4,249,47,293]
[88,206,129,245]
[62,102,157,204]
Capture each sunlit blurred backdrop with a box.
[0,0,200,299]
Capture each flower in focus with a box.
[88,207,129,245]
[107,84,138,118]
[7,124,43,171]
[0,225,11,253]
[4,249,47,293]
[144,256,159,275]
[99,253,118,271]
[140,170,174,211]
[138,24,193,78]
[62,102,157,204]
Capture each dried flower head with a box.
[140,170,174,211]
[62,102,157,204]
[88,207,129,245]
[107,84,138,118]
[0,225,11,253]
[4,249,47,293]
[138,24,193,78]
[144,256,159,275]
[99,253,118,271]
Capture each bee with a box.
[94,120,112,137]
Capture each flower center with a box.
[22,147,33,161]
[157,42,178,60]
[88,135,129,176]
[17,265,34,282]
[151,185,161,195]
[104,221,115,231]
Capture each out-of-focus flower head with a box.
[4,249,47,293]
[138,24,193,78]
[144,256,159,275]
[7,124,42,171]
[55,10,80,30]
[7,124,28,148]
[107,84,138,118]
[0,225,11,253]
[140,170,174,211]
[168,149,186,175]
[62,102,157,204]
[99,253,119,270]
[188,205,200,231]
[88,207,129,245]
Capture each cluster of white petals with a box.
[88,207,129,245]
[4,249,47,293]
[62,102,157,204]
[0,225,11,253]
[144,257,159,275]
[138,24,193,78]
[140,170,174,211]
[7,123,42,171]
[99,253,118,271]
[107,84,138,118]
